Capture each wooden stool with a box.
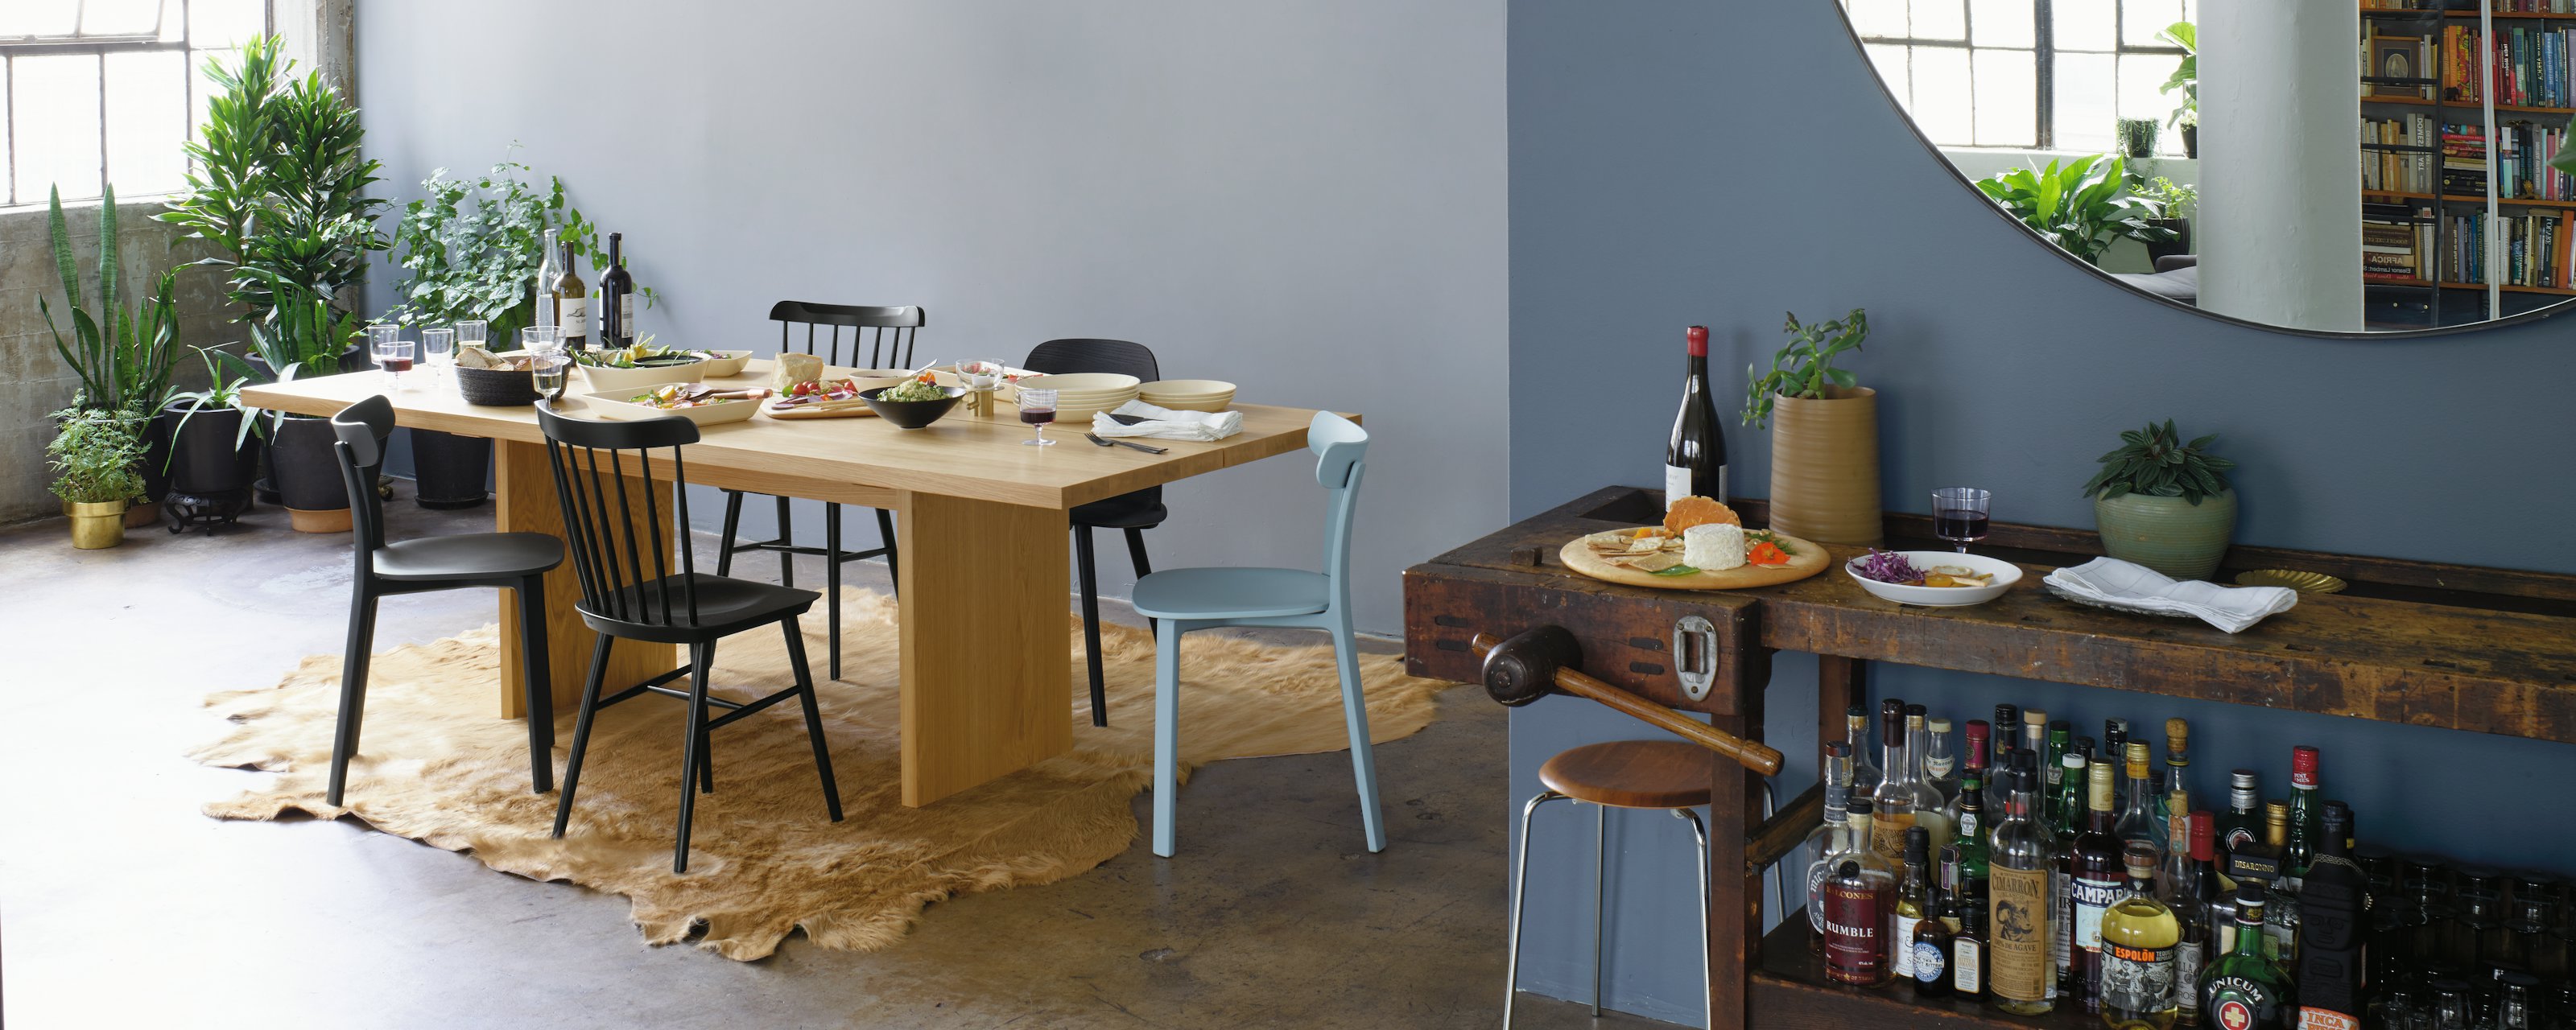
[1504,740,1714,1029]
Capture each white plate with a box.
[1843,550,2023,607]
[580,390,759,426]
[1014,373,1141,394]
[1139,378,1235,396]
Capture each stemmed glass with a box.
[522,326,568,402]
[1018,387,1058,447]
[1932,487,1992,554]
[367,324,411,389]
[420,328,455,383]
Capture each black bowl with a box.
[861,385,966,428]
[454,363,539,406]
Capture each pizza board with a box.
[1558,528,1831,591]
[764,399,877,419]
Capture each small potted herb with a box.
[1743,308,1881,546]
[49,405,150,550]
[2137,176,2196,266]
[2080,419,2238,580]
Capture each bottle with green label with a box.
[2198,884,2295,1030]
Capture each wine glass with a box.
[420,328,455,382]
[522,326,568,402]
[1018,387,1058,447]
[1932,487,1992,554]
[367,324,407,388]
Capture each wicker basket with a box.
[454,363,538,406]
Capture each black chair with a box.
[327,396,565,806]
[716,302,926,680]
[1024,339,1166,728]
[535,402,843,874]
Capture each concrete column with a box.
[2198,4,2363,331]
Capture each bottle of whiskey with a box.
[1896,826,1933,982]
[2073,759,2127,1012]
[1804,742,1856,954]
[1847,706,1883,798]
[1925,717,1961,809]
[2284,747,2322,881]
[1872,701,1922,861]
[2293,801,2365,1030]
[2260,801,2301,966]
[2103,842,2182,1030]
[1954,877,1991,1003]
[1826,851,1900,987]
[1823,795,1880,950]
[2217,770,2264,869]
[1992,764,2058,1016]
[1903,707,1951,846]
[2200,884,2297,1030]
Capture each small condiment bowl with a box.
[1844,550,2023,608]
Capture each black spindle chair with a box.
[716,302,927,679]
[1025,339,1168,728]
[328,395,567,806]
[535,403,844,874]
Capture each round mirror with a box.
[1840,1,2576,336]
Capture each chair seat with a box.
[1129,566,1328,620]
[373,532,565,582]
[1538,740,1714,810]
[1070,491,1167,529]
[579,574,819,642]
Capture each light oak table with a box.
[244,361,1346,805]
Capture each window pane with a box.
[2054,0,2116,52]
[2119,52,2183,133]
[2054,52,2119,153]
[2123,0,2186,48]
[188,0,265,47]
[1971,0,2034,47]
[1866,43,1913,105]
[82,0,164,35]
[1849,0,1909,39]
[12,54,104,204]
[158,0,184,41]
[1975,48,2039,146]
[1912,45,1975,146]
[1911,0,1967,41]
[0,1,79,39]
[105,50,186,196]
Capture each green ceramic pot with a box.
[2092,488,2237,581]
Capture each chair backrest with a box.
[1308,411,1368,599]
[770,301,926,369]
[329,395,397,554]
[1026,339,1164,506]
[534,402,706,628]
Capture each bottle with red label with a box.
[1825,845,1900,986]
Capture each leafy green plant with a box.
[388,157,650,344]
[165,346,265,460]
[2116,117,2160,159]
[41,184,182,417]
[2138,176,2198,221]
[2159,22,2198,128]
[2080,419,2235,505]
[47,403,150,505]
[1741,308,1867,430]
[159,35,387,323]
[223,275,365,436]
[1973,154,2176,266]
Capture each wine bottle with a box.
[553,241,588,350]
[1665,325,1725,508]
[599,231,634,348]
[535,228,560,333]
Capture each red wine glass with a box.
[1931,487,1991,554]
[1018,387,1058,447]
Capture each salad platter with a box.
[1557,497,1830,591]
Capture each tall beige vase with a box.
[1767,386,1884,546]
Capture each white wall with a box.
[353,0,1510,633]
[2199,2,2363,331]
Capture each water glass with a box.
[522,326,568,401]
[1018,387,1058,447]
[1931,487,1992,554]
[456,319,489,353]
[420,328,456,378]
[367,324,407,387]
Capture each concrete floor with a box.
[0,492,1671,1029]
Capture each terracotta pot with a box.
[1766,386,1883,546]
[122,499,162,529]
[68,500,128,549]
[2093,488,2236,581]
[287,506,354,534]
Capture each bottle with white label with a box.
[552,241,588,351]
[1665,325,1726,508]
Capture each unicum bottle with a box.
[1989,763,2058,1016]
[2199,884,2296,1030]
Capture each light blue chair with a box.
[1130,411,1384,858]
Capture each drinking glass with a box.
[522,326,568,401]
[368,324,407,388]
[377,340,417,390]
[456,319,489,354]
[420,328,455,381]
[1931,487,1992,554]
[1018,387,1058,447]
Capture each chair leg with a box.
[514,576,555,794]
[673,642,714,874]
[1151,617,1183,858]
[1504,791,1569,1030]
[551,635,614,838]
[694,639,716,795]
[1682,808,1714,1028]
[716,490,745,576]
[1124,526,1155,634]
[825,504,843,681]
[875,508,899,599]
[782,616,844,822]
[1591,802,1608,1016]
[1074,526,1108,727]
[774,496,795,588]
[327,589,381,807]
[1329,618,1387,852]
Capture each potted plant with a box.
[2137,176,2197,266]
[2080,419,2238,580]
[40,184,183,526]
[1973,154,2178,266]
[1744,308,1881,546]
[230,278,366,533]
[161,346,266,532]
[2117,117,2160,159]
[49,405,149,550]
[2160,22,2198,158]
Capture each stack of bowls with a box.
[1137,379,1236,413]
[1012,373,1140,420]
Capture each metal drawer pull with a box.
[1674,614,1717,702]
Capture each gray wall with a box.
[1507,2,2576,1024]
[353,0,1509,634]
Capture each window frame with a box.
[2,0,276,208]
[1852,0,2192,151]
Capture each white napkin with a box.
[2042,557,2298,634]
[1091,399,1242,442]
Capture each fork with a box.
[1085,431,1167,455]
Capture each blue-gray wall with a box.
[1505,3,2576,1024]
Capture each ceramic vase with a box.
[1767,386,1883,547]
[2093,488,2236,581]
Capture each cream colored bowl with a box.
[1014,373,1141,396]
[695,350,754,377]
[576,359,704,393]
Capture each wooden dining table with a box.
[243,360,1346,806]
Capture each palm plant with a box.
[42,184,181,417]
[1973,154,2176,266]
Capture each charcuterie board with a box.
[1558,527,1831,591]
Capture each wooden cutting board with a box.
[764,399,877,419]
[1558,528,1832,591]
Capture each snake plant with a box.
[41,183,181,417]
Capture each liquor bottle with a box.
[1916,864,1959,999]
[1872,701,1922,861]
[2293,801,2366,1030]
[2025,710,2051,781]
[1897,826,1933,983]
[2073,760,2128,1012]
[2260,801,2301,965]
[535,228,560,332]
[1949,775,1991,889]
[2218,770,2264,868]
[1925,717,1961,808]
[2172,812,2220,1027]
[1665,326,1725,508]
[1945,719,1991,837]
[2283,747,2322,882]
[552,241,588,350]
[1954,878,1991,1003]
[1825,845,1901,987]
[1992,764,2059,1016]
[2165,756,2196,901]
[2200,884,2297,1030]
[2043,719,2071,822]
[2055,749,2089,998]
[2116,743,2169,874]
[597,232,634,348]
[2103,842,2183,1030]
[1847,706,1883,797]
[1804,742,1856,953]
[1904,707,1951,846]
[2104,719,2131,812]
[1992,704,2020,773]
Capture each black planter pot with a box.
[2145,218,2193,266]
[268,414,351,514]
[247,344,369,506]
[160,400,263,533]
[2182,124,2198,159]
[409,428,491,509]
[138,414,173,504]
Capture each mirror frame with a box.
[1831,4,2570,340]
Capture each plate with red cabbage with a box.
[1843,550,2023,607]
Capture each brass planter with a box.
[68,501,129,550]
[1766,386,1883,546]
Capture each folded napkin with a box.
[1091,400,1243,442]
[2042,557,2297,634]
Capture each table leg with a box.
[493,439,679,717]
[896,491,1074,806]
